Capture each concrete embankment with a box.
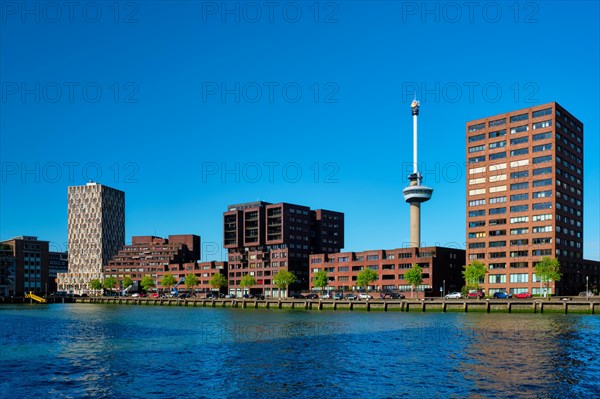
[69,297,600,314]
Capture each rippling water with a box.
[1,304,599,398]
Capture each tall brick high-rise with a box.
[224,201,343,297]
[466,102,598,295]
[57,182,125,294]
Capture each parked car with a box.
[151,293,160,298]
[345,294,358,300]
[333,293,343,300]
[358,293,372,300]
[389,293,405,299]
[493,291,512,299]
[467,290,485,299]
[514,292,532,298]
[179,293,189,299]
[291,293,306,299]
[306,293,319,299]
[578,291,594,297]
[322,293,332,299]
[445,292,462,299]
[131,293,140,298]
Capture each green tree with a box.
[462,261,487,291]
[405,264,423,298]
[210,273,228,296]
[185,273,199,296]
[313,270,329,295]
[122,276,133,289]
[103,276,117,294]
[273,270,296,298]
[356,268,378,295]
[534,257,561,298]
[90,278,103,292]
[161,273,177,292]
[240,274,257,296]
[141,275,155,292]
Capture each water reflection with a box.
[1,305,599,398]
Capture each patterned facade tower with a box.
[57,182,125,294]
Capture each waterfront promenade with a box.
[43,296,600,314]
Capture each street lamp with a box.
[586,276,589,301]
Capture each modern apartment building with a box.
[466,102,598,295]
[57,182,125,294]
[103,235,200,288]
[0,236,49,296]
[309,246,465,297]
[224,201,344,297]
[48,251,68,293]
[158,260,227,296]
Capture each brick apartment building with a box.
[466,102,599,295]
[224,201,344,297]
[309,246,465,297]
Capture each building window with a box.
[533,143,552,152]
[510,205,529,213]
[510,216,529,224]
[468,124,486,133]
[489,240,506,248]
[510,136,529,145]
[469,221,486,228]
[489,274,507,284]
[468,242,485,249]
[533,179,552,187]
[532,120,552,130]
[532,214,552,222]
[366,255,379,261]
[469,155,486,164]
[489,119,506,127]
[489,152,506,160]
[510,273,529,283]
[489,207,506,215]
[510,125,529,134]
[532,108,552,118]
[469,209,486,217]
[532,225,553,233]
[533,167,552,176]
[510,182,529,190]
[489,196,507,204]
[510,171,528,179]
[510,228,529,235]
[510,148,529,157]
[469,199,486,206]
[533,132,552,141]
[532,191,552,199]
[489,140,506,149]
[510,113,529,123]
[489,129,507,138]
[469,145,485,153]
[510,193,529,201]
[533,155,552,164]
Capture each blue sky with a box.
[1,1,599,261]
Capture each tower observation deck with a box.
[402,100,433,247]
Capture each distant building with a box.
[0,236,49,296]
[0,244,16,296]
[224,201,344,297]
[103,235,201,290]
[48,252,68,293]
[466,102,599,295]
[309,246,465,297]
[58,182,125,294]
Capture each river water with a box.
[1,304,599,398]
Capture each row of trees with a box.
[463,256,561,297]
[91,256,562,297]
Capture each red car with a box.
[514,292,532,298]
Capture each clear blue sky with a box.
[1,1,599,261]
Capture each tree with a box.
[313,270,329,295]
[240,274,257,296]
[462,261,487,291]
[210,273,227,296]
[534,257,561,298]
[103,276,117,293]
[185,273,199,295]
[356,268,378,294]
[273,270,296,298]
[161,273,177,292]
[90,278,103,291]
[122,276,133,289]
[141,275,155,292]
[405,264,423,298]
